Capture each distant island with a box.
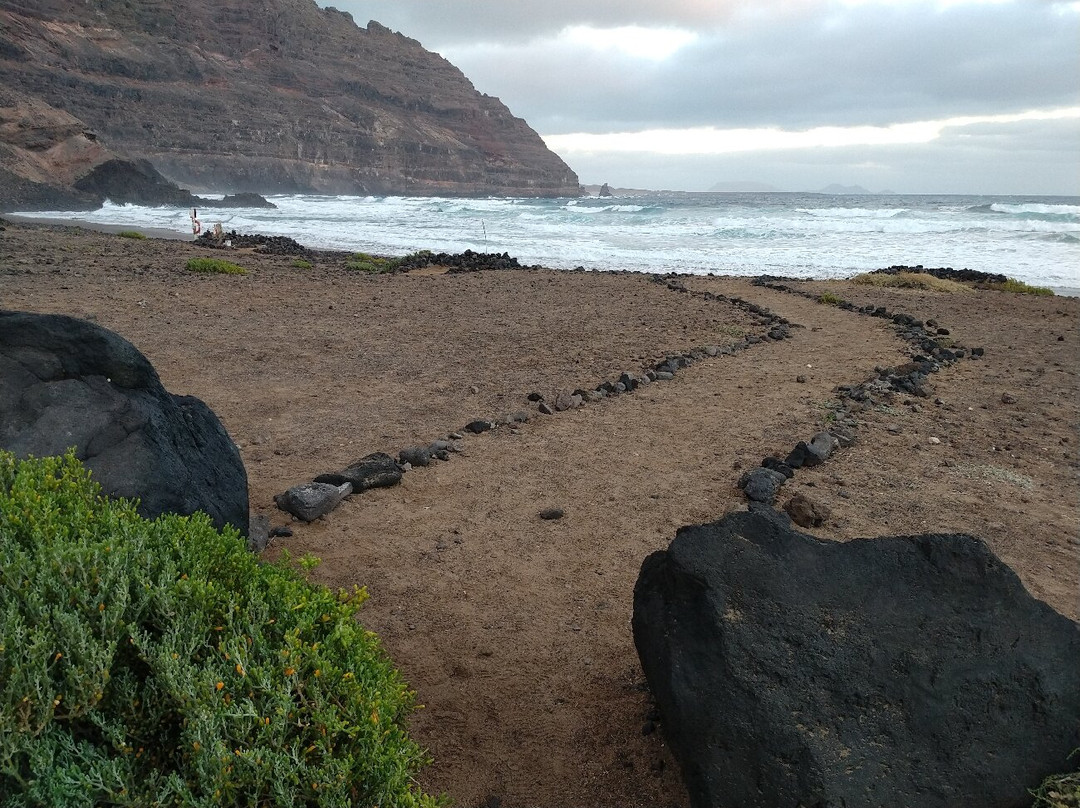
[0,1,580,210]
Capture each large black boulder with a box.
[0,311,249,536]
[633,509,1080,808]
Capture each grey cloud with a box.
[326,0,730,46]
[567,116,1080,195]
[321,1,1079,194]
[441,3,1079,133]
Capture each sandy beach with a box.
[2,218,1077,807]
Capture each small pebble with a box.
[539,507,565,520]
[929,436,941,445]
[796,375,807,383]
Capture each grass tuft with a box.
[981,278,1055,296]
[117,230,146,240]
[186,257,248,275]
[346,253,400,273]
[291,259,313,269]
[852,272,974,293]
[819,291,842,305]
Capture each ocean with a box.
[19,192,1080,291]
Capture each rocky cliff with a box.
[0,0,580,206]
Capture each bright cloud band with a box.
[543,107,1080,155]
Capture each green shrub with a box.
[117,231,147,240]
[818,291,842,305]
[291,259,313,269]
[982,278,1055,296]
[1032,766,1080,808]
[345,253,400,274]
[186,257,248,276]
[0,451,438,807]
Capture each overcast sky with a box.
[323,0,1079,195]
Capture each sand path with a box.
[287,280,907,806]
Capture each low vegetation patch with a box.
[981,278,1055,296]
[345,253,398,273]
[852,272,973,293]
[344,250,437,274]
[291,259,313,269]
[0,451,438,807]
[117,231,146,240]
[1032,766,1080,808]
[186,257,248,275]
[818,291,843,305]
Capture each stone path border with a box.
[265,274,800,535]
[262,269,990,543]
[727,275,986,521]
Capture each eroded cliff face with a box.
[0,0,580,200]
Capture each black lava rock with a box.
[761,456,795,479]
[274,482,350,522]
[314,452,402,491]
[0,311,249,535]
[633,510,1080,808]
[399,446,432,468]
[738,467,787,504]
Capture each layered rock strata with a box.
[0,0,580,203]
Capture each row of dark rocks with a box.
[402,249,536,273]
[273,437,464,525]
[195,230,311,256]
[271,275,795,528]
[870,264,1010,285]
[733,274,983,523]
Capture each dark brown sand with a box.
[2,220,1077,807]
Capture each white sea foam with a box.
[990,202,1080,217]
[14,192,1080,287]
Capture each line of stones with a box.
[734,276,986,523]
[266,277,799,533]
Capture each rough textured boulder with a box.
[738,467,787,504]
[274,482,351,523]
[633,509,1080,808]
[0,311,249,535]
[314,453,402,492]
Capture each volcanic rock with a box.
[738,467,787,504]
[314,452,402,491]
[0,310,249,535]
[399,446,432,468]
[633,510,1080,808]
[274,481,351,522]
[783,492,831,527]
